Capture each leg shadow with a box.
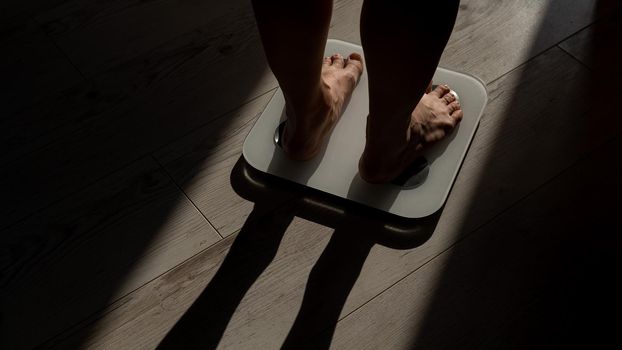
[159,155,442,349]
[157,202,295,349]
[240,156,441,349]
[281,224,374,349]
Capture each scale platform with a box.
[243,39,487,218]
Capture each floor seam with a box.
[556,44,593,71]
[151,155,223,239]
[32,17,89,82]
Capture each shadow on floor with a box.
[157,156,441,349]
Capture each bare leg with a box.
[359,0,463,183]
[252,0,364,160]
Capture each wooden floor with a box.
[2,0,621,349]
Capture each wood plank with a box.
[0,20,89,163]
[330,0,606,83]
[0,157,221,350]
[34,0,599,84]
[33,0,280,122]
[327,136,622,350]
[0,20,82,103]
[559,25,596,68]
[1,0,275,226]
[33,0,362,78]
[0,49,273,227]
[4,1,269,164]
[12,6,266,166]
[439,0,597,82]
[558,3,622,70]
[35,0,259,77]
[153,92,275,237]
[42,216,335,350]
[49,46,622,349]
[0,1,65,30]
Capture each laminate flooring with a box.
[1,0,621,349]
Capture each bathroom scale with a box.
[243,39,487,218]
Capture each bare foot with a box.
[359,84,463,183]
[282,53,364,160]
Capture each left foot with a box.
[359,84,463,183]
[282,53,364,160]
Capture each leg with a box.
[252,0,364,160]
[359,0,463,183]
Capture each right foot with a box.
[282,53,364,160]
[359,84,463,183]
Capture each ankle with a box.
[358,154,398,184]
[359,140,407,182]
[365,113,410,148]
[358,114,413,183]
[284,87,329,131]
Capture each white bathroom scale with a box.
[243,39,487,218]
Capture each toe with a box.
[345,53,364,75]
[448,101,461,113]
[323,56,332,65]
[431,84,451,98]
[348,52,363,61]
[451,109,464,123]
[443,92,456,104]
[331,53,345,68]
